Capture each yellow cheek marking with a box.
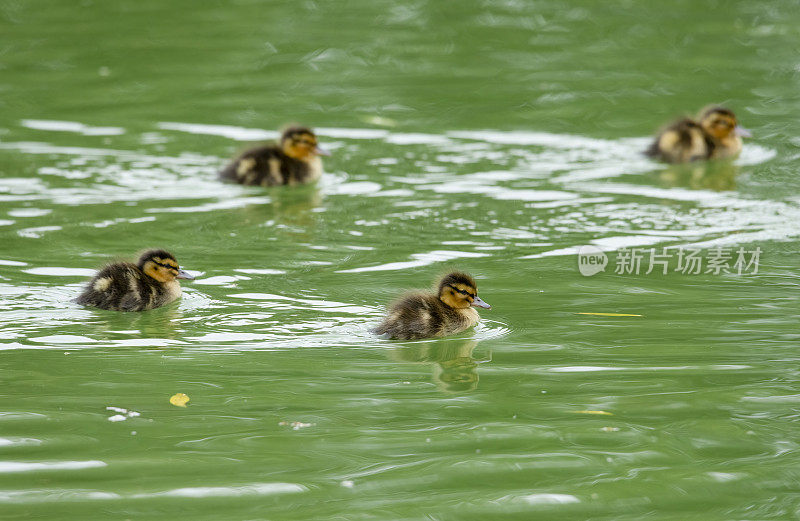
[93,277,112,291]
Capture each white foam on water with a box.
[547,365,751,373]
[145,196,272,213]
[0,482,305,503]
[157,122,277,141]
[7,208,52,217]
[315,127,389,139]
[0,259,27,266]
[133,482,307,498]
[0,437,42,447]
[228,293,376,314]
[707,472,745,482]
[21,119,125,136]
[0,460,107,473]
[234,269,287,275]
[325,181,382,195]
[28,335,96,344]
[516,493,581,505]
[17,226,61,238]
[385,133,452,145]
[23,268,96,277]
[337,250,490,273]
[186,332,272,342]
[741,394,800,403]
[0,489,122,503]
[192,275,251,286]
[0,142,217,165]
[521,235,680,259]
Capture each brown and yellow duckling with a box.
[374,271,491,340]
[646,106,751,163]
[76,249,194,311]
[219,126,329,186]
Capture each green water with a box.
[2,1,800,519]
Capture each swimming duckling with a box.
[76,250,194,311]
[219,126,329,186]
[375,271,491,340]
[646,106,750,163]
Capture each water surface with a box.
[2,1,800,519]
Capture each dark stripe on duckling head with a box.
[699,106,735,120]
[438,271,477,294]
[137,249,177,270]
[281,126,316,143]
[446,284,476,299]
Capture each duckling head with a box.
[698,107,751,140]
[280,126,330,161]
[437,271,491,310]
[138,249,194,283]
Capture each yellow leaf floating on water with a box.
[574,410,614,416]
[575,312,643,317]
[169,393,190,407]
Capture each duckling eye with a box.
[295,138,315,146]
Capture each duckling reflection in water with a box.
[76,250,194,311]
[220,126,329,187]
[656,160,738,191]
[390,339,486,393]
[646,106,750,163]
[90,304,184,341]
[374,271,491,340]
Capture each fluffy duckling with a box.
[646,106,750,163]
[219,126,329,186]
[76,250,194,311]
[375,271,491,340]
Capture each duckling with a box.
[76,250,194,311]
[646,106,750,163]
[219,126,329,186]
[375,271,491,340]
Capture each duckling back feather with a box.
[220,144,321,187]
[375,291,479,340]
[76,262,180,312]
[646,118,712,163]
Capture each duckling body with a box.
[646,107,748,164]
[76,250,194,312]
[646,118,710,163]
[375,272,491,340]
[219,126,327,187]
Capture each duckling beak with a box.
[735,126,752,138]
[471,296,491,309]
[176,269,195,280]
[315,146,331,156]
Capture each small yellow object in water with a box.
[169,393,190,407]
[574,410,614,416]
[575,312,643,317]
